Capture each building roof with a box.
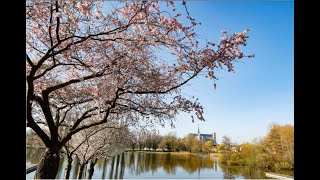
[191,133,213,137]
[191,133,218,146]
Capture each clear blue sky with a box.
[155,1,294,144]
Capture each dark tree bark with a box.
[101,159,107,179]
[87,159,98,179]
[109,156,115,179]
[72,160,80,179]
[34,148,60,179]
[77,163,86,179]
[114,155,120,179]
[119,153,125,179]
[64,155,73,179]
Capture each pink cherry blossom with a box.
[26,1,253,177]
[53,12,62,18]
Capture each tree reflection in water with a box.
[27,148,293,179]
[218,160,267,179]
[26,147,45,165]
[109,156,115,179]
[121,152,215,176]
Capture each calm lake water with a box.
[26,147,293,179]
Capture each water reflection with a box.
[26,147,45,166]
[26,148,293,179]
[218,162,259,179]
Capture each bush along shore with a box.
[219,124,294,171]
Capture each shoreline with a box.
[124,150,222,157]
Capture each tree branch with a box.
[120,68,204,95]
[59,89,122,148]
[43,71,106,95]
[26,54,35,67]
[48,3,54,47]
[57,107,72,127]
[55,0,61,42]
[70,107,99,131]
[27,102,51,147]
[34,93,59,142]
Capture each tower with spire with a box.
[197,122,200,140]
[192,122,218,146]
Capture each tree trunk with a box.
[77,163,86,179]
[72,159,80,179]
[109,156,115,179]
[87,159,97,179]
[34,148,60,179]
[119,153,125,179]
[114,155,120,179]
[64,156,73,179]
[101,159,107,179]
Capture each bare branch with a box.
[26,54,35,67]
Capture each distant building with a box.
[191,123,218,146]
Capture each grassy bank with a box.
[209,153,221,157]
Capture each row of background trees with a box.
[219,123,294,170]
[126,130,235,153]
